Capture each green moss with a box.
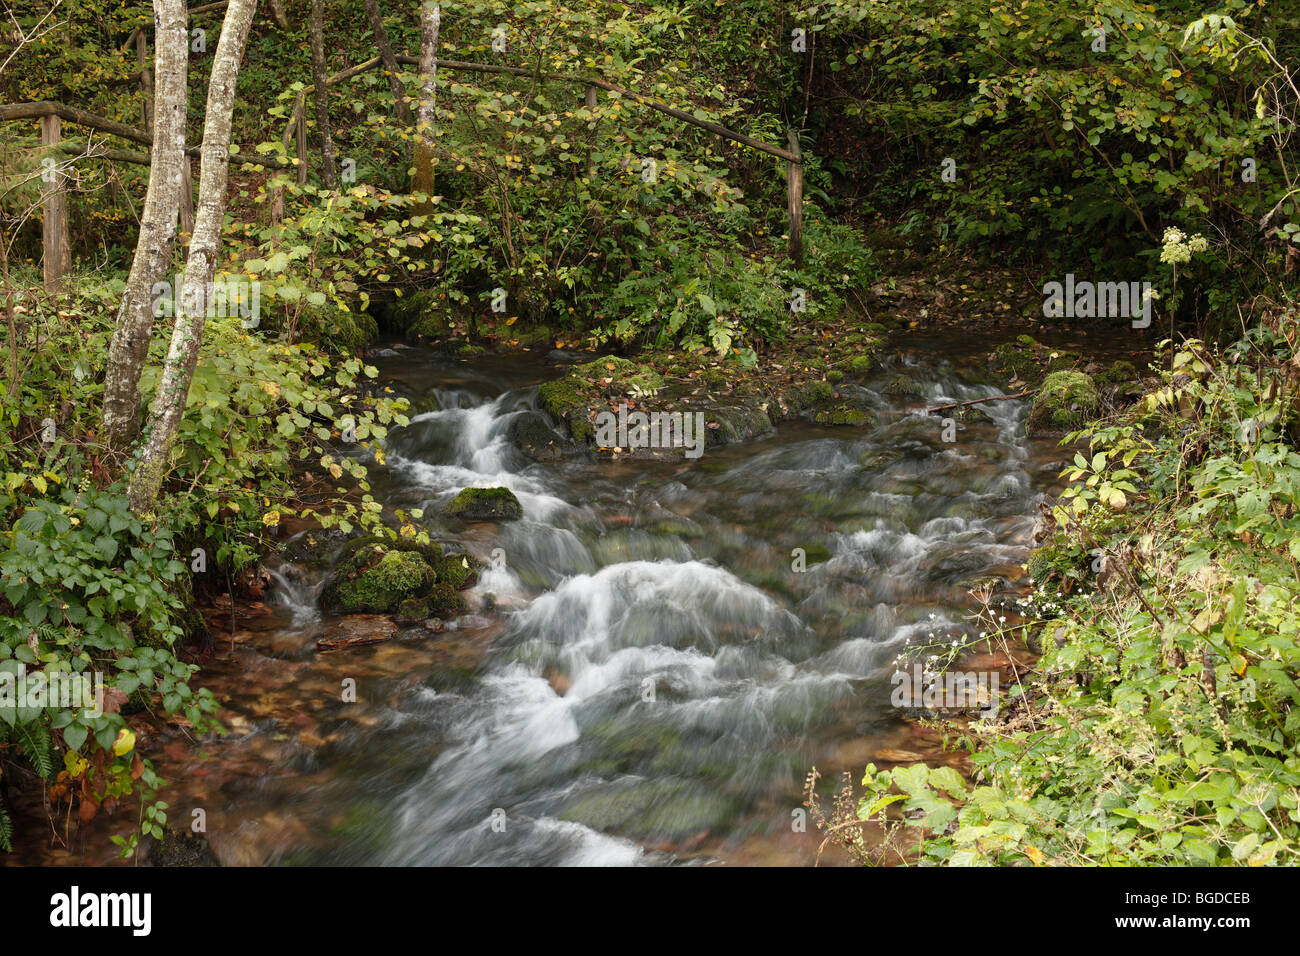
[826,370,844,384]
[995,336,1046,385]
[848,355,873,373]
[815,408,875,426]
[325,550,436,614]
[436,552,477,589]
[538,358,664,441]
[395,596,430,620]
[1028,370,1099,434]
[291,303,378,353]
[537,380,582,421]
[443,486,524,521]
[1096,359,1139,386]
[881,373,924,398]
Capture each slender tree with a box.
[127,0,258,513]
[411,0,440,212]
[363,0,411,124]
[308,0,338,189]
[101,0,187,449]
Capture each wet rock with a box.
[316,615,398,651]
[814,407,876,427]
[443,486,524,521]
[147,827,221,867]
[507,411,570,461]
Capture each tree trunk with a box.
[308,0,338,189]
[101,0,188,449]
[363,0,410,125]
[127,0,257,514]
[411,0,439,213]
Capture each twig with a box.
[924,392,1028,414]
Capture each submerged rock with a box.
[316,615,399,651]
[443,486,524,521]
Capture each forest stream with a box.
[38,332,1089,866]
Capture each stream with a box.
[67,336,1075,866]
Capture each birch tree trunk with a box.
[363,0,411,125]
[101,0,187,449]
[411,0,439,213]
[309,0,338,189]
[127,0,258,514]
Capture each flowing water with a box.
[59,337,1076,867]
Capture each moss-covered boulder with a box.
[322,549,435,614]
[443,486,524,521]
[320,536,477,617]
[1027,370,1099,434]
[537,357,666,442]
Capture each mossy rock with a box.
[1095,359,1139,386]
[537,376,589,421]
[995,336,1047,385]
[814,407,876,427]
[880,373,925,398]
[704,403,777,446]
[321,549,436,614]
[321,537,475,617]
[826,370,844,384]
[848,355,874,374]
[1027,370,1099,434]
[537,357,665,442]
[443,486,524,521]
[785,380,833,412]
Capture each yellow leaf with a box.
[262,511,280,527]
[112,728,136,757]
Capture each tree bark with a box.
[101,0,188,449]
[308,0,338,188]
[411,0,439,212]
[363,0,410,124]
[128,0,257,513]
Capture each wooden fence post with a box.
[786,129,803,268]
[136,30,154,135]
[41,115,71,293]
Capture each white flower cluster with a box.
[1160,227,1209,265]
